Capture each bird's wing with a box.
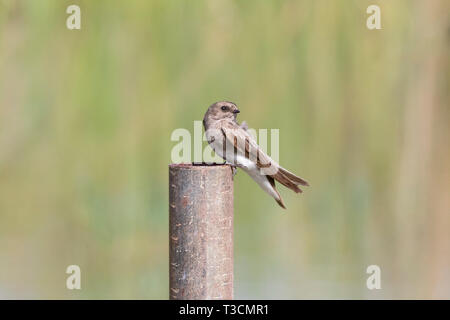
[220,120,275,170]
[221,120,309,193]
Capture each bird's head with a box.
[204,101,240,122]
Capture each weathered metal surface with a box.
[169,163,234,300]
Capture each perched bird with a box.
[203,101,309,209]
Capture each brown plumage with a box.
[203,101,309,209]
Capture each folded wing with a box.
[220,121,309,194]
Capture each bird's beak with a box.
[233,109,240,114]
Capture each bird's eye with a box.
[221,106,227,111]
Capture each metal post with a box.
[169,163,234,300]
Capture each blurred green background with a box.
[0,0,449,299]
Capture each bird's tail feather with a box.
[267,176,286,209]
[278,167,309,186]
[271,167,309,194]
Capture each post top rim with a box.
[169,163,231,170]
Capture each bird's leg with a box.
[230,165,237,177]
[224,161,238,177]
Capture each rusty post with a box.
[169,163,234,300]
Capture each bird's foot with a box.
[231,165,237,177]
[224,161,238,178]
